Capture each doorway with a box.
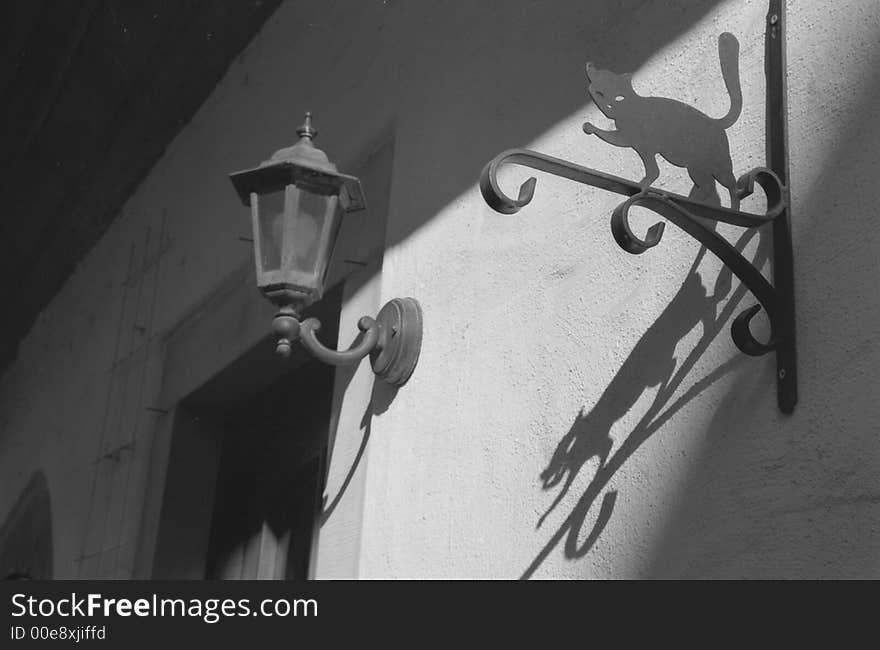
[150,287,341,579]
[203,357,333,579]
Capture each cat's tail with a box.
[716,32,742,129]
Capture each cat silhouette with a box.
[582,33,741,207]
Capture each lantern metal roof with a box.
[229,113,366,213]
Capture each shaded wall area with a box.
[0,0,284,372]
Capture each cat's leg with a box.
[637,150,660,188]
[715,169,739,210]
[583,124,631,149]
[685,166,720,280]
[687,166,720,206]
[690,166,739,298]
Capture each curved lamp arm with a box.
[299,316,382,366]
[271,298,423,388]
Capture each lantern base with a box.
[370,298,423,387]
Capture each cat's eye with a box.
[614,95,625,102]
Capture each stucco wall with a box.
[0,0,878,579]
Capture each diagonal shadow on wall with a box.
[523,223,770,579]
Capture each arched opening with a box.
[0,471,53,579]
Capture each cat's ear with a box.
[585,61,596,80]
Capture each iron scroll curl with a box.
[479,148,787,357]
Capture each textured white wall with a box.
[0,0,877,579]
[359,0,880,579]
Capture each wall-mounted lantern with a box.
[229,113,422,387]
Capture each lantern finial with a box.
[296,111,317,141]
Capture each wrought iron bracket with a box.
[272,297,423,387]
[479,1,796,413]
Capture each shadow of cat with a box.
[525,224,769,578]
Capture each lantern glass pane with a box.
[256,189,285,272]
[282,188,333,276]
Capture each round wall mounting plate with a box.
[370,297,423,387]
